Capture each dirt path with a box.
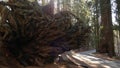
[59,50,120,68]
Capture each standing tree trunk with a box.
[116,0,120,37]
[42,0,46,5]
[57,0,60,12]
[94,0,100,52]
[98,0,115,57]
[62,0,66,10]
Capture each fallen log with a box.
[0,0,90,66]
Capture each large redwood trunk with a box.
[98,0,115,57]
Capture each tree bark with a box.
[57,0,60,12]
[94,0,100,52]
[98,0,115,57]
[116,0,120,37]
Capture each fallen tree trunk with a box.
[0,0,90,66]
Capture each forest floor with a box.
[25,49,120,68]
[58,49,120,68]
[0,49,120,68]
